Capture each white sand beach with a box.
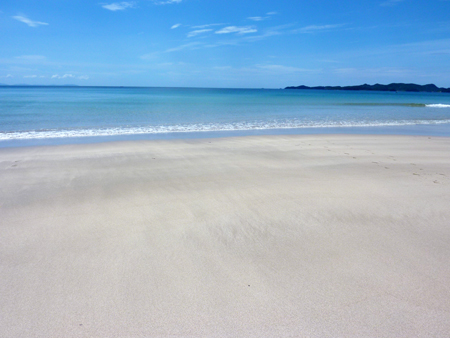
[1,134,450,337]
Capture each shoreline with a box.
[1,134,450,337]
[2,122,450,148]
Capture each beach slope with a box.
[1,135,450,337]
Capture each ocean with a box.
[1,86,450,147]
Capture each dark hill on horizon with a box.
[285,83,450,93]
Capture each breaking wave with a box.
[2,119,450,141]
[426,104,450,108]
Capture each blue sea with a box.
[1,86,450,147]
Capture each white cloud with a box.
[1,74,13,78]
[102,2,135,11]
[23,75,38,78]
[297,24,344,33]
[187,29,212,38]
[171,23,181,29]
[244,23,295,42]
[192,23,225,29]
[248,12,278,22]
[216,26,257,35]
[51,74,89,80]
[52,74,74,79]
[152,0,182,4]
[13,15,48,27]
[248,16,266,22]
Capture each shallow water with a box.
[1,86,450,146]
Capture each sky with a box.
[1,0,450,88]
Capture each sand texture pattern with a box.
[1,135,450,337]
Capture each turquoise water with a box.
[1,86,450,146]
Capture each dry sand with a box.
[1,134,450,337]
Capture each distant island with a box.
[285,83,450,93]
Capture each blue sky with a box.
[1,0,450,88]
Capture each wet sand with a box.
[1,135,450,337]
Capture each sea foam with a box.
[426,104,450,108]
[2,119,450,140]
